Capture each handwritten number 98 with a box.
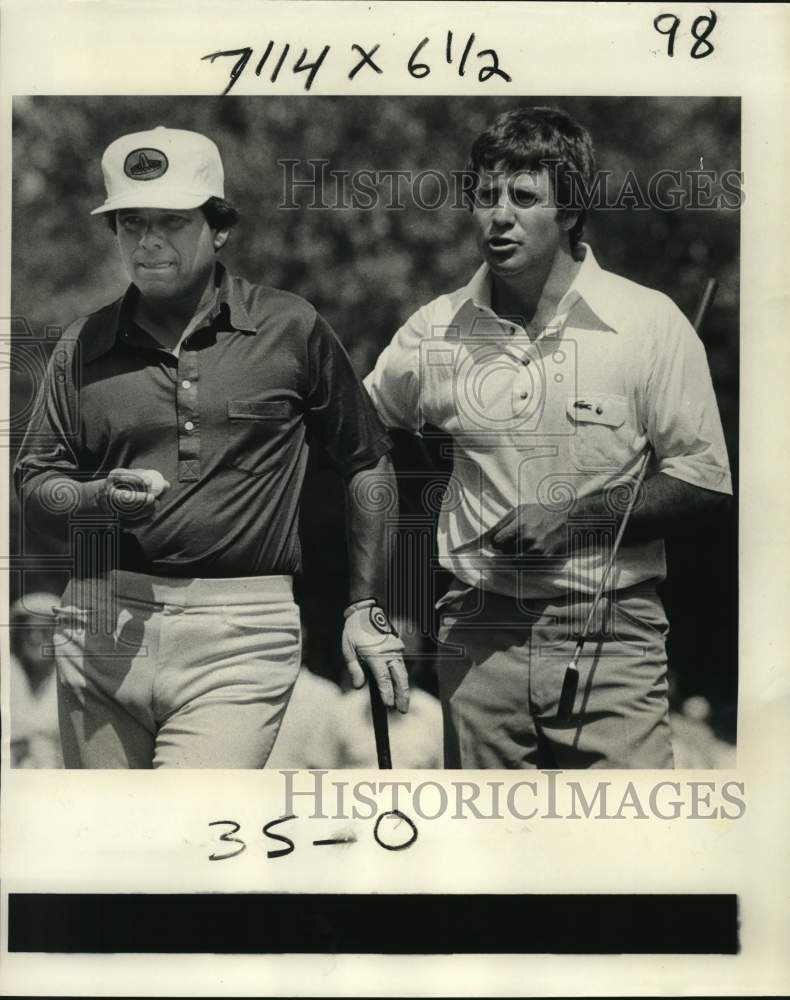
[654,10,717,59]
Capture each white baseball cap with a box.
[91,126,225,215]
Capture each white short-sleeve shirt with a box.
[365,245,732,599]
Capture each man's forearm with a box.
[345,453,398,605]
[16,471,109,538]
[574,471,731,543]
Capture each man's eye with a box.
[509,188,538,208]
[165,216,187,227]
[120,217,142,229]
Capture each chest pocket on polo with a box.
[225,398,297,475]
[566,393,632,472]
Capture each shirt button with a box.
[522,358,530,366]
[509,325,517,335]
[520,391,529,400]
[184,421,195,432]
[181,379,191,389]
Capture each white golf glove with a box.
[342,599,409,713]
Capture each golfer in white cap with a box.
[15,126,408,768]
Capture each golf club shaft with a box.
[557,449,651,719]
[367,671,393,769]
[557,275,719,720]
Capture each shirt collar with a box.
[453,243,620,336]
[463,263,494,310]
[555,244,620,331]
[82,263,257,364]
[212,262,257,334]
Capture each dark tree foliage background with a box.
[10,96,739,735]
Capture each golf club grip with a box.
[557,662,580,721]
[367,673,393,769]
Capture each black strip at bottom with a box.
[8,893,739,954]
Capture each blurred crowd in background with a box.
[7,96,740,767]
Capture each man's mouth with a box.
[488,236,519,250]
[136,262,174,271]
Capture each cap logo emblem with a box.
[124,148,169,181]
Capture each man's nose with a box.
[491,193,516,225]
[138,224,164,248]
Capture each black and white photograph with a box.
[0,1,788,996]
[8,94,739,772]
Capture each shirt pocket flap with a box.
[567,394,627,429]
[227,400,291,420]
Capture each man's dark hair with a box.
[464,106,596,250]
[105,196,240,238]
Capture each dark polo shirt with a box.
[15,264,392,578]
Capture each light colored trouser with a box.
[53,572,301,769]
[436,581,674,770]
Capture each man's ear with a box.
[213,228,230,251]
[556,208,579,233]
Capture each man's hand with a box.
[489,502,571,557]
[342,599,409,713]
[98,468,170,523]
